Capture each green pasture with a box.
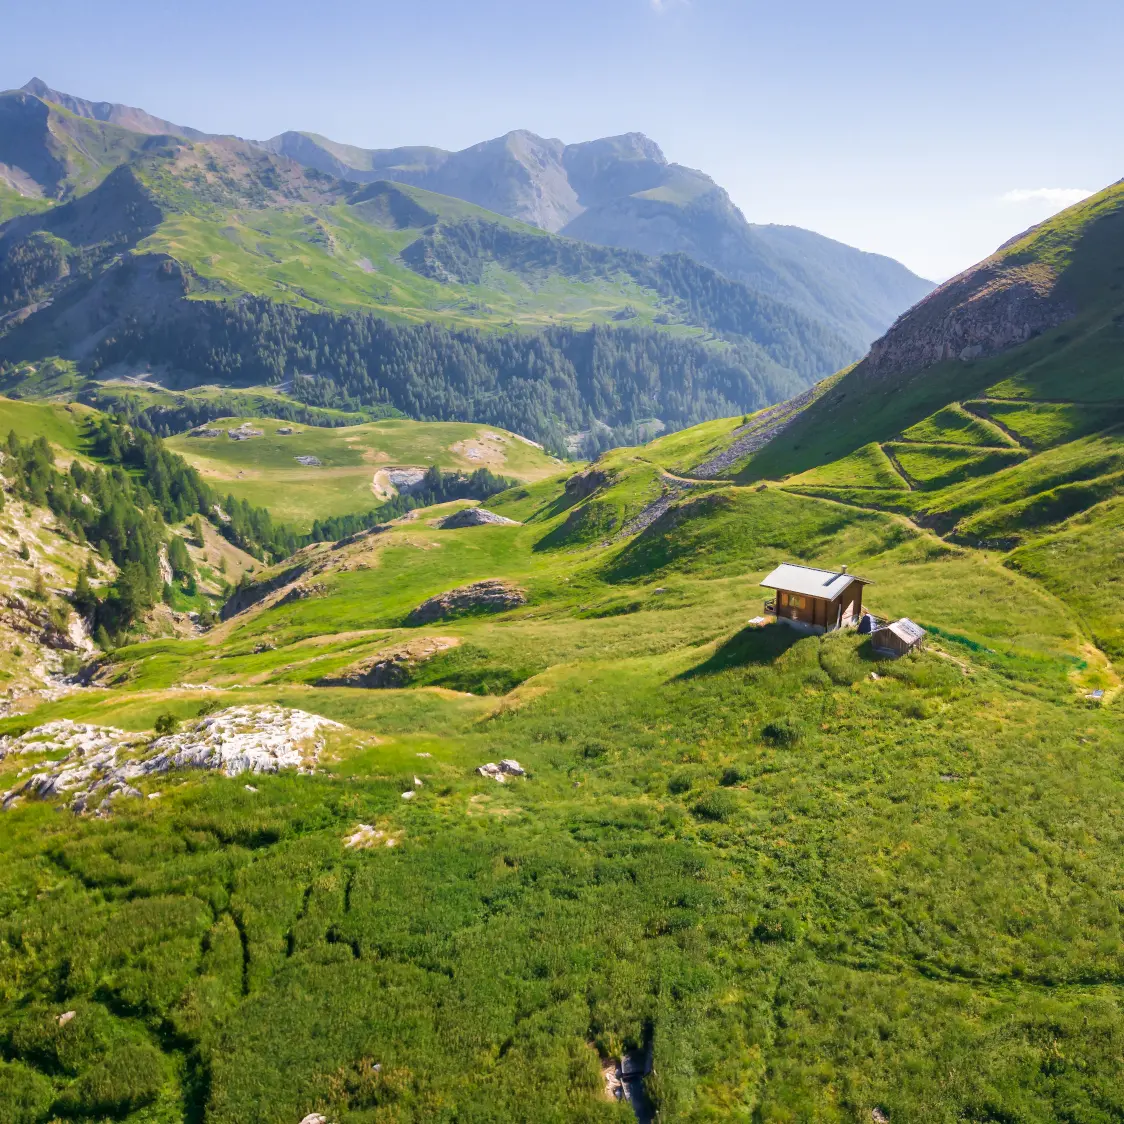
[166,416,562,529]
[1,397,1123,1122]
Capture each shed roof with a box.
[876,617,926,644]
[759,563,871,600]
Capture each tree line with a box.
[91,301,814,455]
[1,418,512,646]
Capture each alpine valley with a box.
[0,79,933,452]
[0,76,1122,1124]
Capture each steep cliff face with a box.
[862,179,1124,379]
[863,260,1071,379]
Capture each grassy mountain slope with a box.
[0,411,1119,1120]
[166,415,563,529]
[644,180,1124,659]
[265,125,935,353]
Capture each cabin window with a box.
[782,593,805,609]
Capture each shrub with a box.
[692,789,737,822]
[753,908,800,943]
[54,1042,165,1117]
[761,718,803,747]
[0,1059,53,1124]
[154,712,179,736]
[720,765,749,787]
[667,771,695,795]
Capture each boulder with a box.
[438,507,520,529]
[318,636,459,688]
[406,580,526,626]
[476,759,526,782]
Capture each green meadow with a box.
[1,417,1121,1121]
[167,417,563,529]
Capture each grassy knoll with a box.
[784,442,906,489]
[0,417,1122,1122]
[167,417,562,529]
[899,402,1016,447]
[885,443,1027,490]
[0,395,92,453]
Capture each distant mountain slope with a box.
[20,77,210,140]
[0,88,162,201]
[8,79,934,355]
[264,127,935,352]
[734,177,1124,482]
[0,90,858,449]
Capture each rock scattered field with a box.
[1,706,342,813]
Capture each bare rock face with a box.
[406,580,527,626]
[863,258,1071,380]
[438,507,520,529]
[320,636,460,688]
[564,467,611,501]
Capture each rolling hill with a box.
[1,361,1121,1120]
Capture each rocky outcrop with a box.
[475,759,526,782]
[1,706,342,813]
[221,563,308,620]
[275,582,326,607]
[405,580,527,625]
[0,593,82,651]
[863,260,1071,380]
[319,636,459,688]
[565,467,611,501]
[438,507,520,529]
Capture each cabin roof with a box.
[759,563,871,599]
[877,617,926,644]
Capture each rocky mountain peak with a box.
[19,78,208,140]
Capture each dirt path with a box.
[690,385,822,478]
[880,444,918,490]
[960,401,1030,448]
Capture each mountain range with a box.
[12,80,933,352]
[0,78,932,447]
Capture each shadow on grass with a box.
[678,623,803,679]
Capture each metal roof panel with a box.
[759,563,869,599]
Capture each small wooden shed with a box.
[760,563,872,634]
[872,617,926,657]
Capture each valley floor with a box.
[2,448,1122,1122]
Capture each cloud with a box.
[649,0,688,11]
[1000,187,1094,207]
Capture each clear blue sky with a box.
[4,0,1120,280]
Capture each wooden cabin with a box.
[872,617,926,658]
[760,563,871,634]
